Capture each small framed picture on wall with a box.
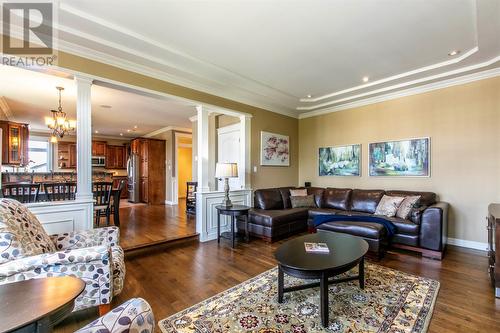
[260,131,290,166]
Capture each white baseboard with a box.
[447,237,488,251]
[165,200,177,206]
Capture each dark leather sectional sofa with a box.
[241,187,448,259]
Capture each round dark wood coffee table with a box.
[0,276,85,333]
[275,231,369,327]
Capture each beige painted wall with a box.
[58,51,299,190]
[299,76,500,244]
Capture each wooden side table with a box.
[216,204,250,248]
[0,276,85,333]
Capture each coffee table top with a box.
[0,276,85,332]
[275,232,369,271]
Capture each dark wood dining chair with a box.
[2,183,40,203]
[44,182,77,201]
[186,181,197,215]
[92,182,113,227]
[110,179,125,227]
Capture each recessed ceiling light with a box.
[95,130,99,134]
[119,133,123,136]
[99,104,112,109]
[133,125,138,129]
[362,76,369,83]
[306,94,312,98]
[448,50,460,56]
[127,129,131,132]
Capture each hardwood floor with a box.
[55,235,500,333]
[116,199,197,250]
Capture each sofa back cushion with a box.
[278,187,296,209]
[290,195,316,208]
[254,189,284,210]
[350,189,385,213]
[307,187,324,208]
[322,188,352,210]
[0,198,56,264]
[385,190,436,207]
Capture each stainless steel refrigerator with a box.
[127,153,140,203]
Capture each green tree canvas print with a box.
[369,138,430,176]
[319,144,361,176]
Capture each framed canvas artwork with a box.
[369,137,430,177]
[260,131,290,166]
[319,144,361,176]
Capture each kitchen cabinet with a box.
[131,138,165,204]
[92,141,106,156]
[69,144,77,168]
[57,142,75,169]
[106,145,127,169]
[0,121,29,166]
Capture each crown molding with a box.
[57,39,299,119]
[298,66,500,119]
[297,55,500,112]
[143,126,192,138]
[299,47,479,103]
[0,97,13,120]
[189,115,197,122]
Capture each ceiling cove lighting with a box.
[448,50,460,56]
[45,86,76,143]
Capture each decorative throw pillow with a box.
[290,195,316,208]
[396,196,421,219]
[0,198,56,264]
[374,195,405,217]
[290,189,308,197]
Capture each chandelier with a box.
[45,86,76,143]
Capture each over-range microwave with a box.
[92,156,106,167]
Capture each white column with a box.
[196,105,210,193]
[239,115,252,190]
[74,75,93,200]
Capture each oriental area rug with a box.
[159,263,439,333]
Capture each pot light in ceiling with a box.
[95,130,99,134]
[133,125,138,129]
[306,94,312,98]
[362,76,369,83]
[127,129,131,132]
[120,133,123,136]
[448,50,460,56]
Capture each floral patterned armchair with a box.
[75,298,155,333]
[0,198,125,313]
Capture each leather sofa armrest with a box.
[420,202,449,251]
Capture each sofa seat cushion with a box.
[385,216,420,235]
[317,221,387,239]
[308,208,346,219]
[249,208,308,228]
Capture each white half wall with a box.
[26,199,94,235]
[196,189,252,242]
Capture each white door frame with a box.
[173,131,193,205]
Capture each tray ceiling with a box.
[12,0,500,117]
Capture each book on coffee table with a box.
[304,242,330,253]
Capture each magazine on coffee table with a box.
[304,242,330,253]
